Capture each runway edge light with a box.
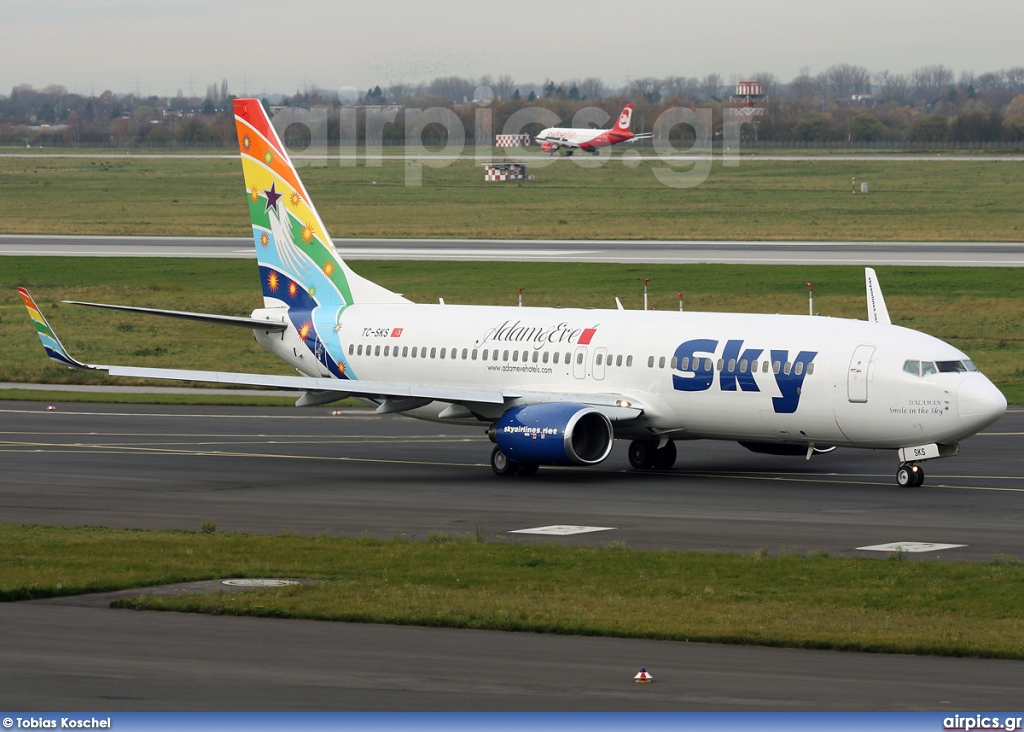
[634,667,653,683]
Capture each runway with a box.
[2,234,1023,266]
[1,400,1023,710]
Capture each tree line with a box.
[3,63,1024,147]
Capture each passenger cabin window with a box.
[375,345,381,357]
[553,352,559,364]
[348,344,354,355]
[626,355,633,367]
[648,356,654,368]
[658,356,666,369]
[357,344,364,356]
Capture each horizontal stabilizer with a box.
[64,300,288,331]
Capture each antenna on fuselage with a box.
[865,267,891,325]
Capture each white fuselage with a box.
[259,302,1006,451]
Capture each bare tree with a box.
[578,76,605,100]
[493,74,515,100]
[427,76,474,102]
[386,83,413,103]
[911,65,955,100]
[630,77,662,102]
[662,76,698,100]
[975,71,1005,92]
[786,67,819,101]
[699,73,723,101]
[875,70,910,105]
[1006,67,1024,92]
[825,63,871,102]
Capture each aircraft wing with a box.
[19,288,645,420]
[534,135,581,149]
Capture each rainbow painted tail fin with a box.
[233,98,407,309]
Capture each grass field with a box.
[1,155,1022,241]
[2,525,1022,659]
[2,257,1022,403]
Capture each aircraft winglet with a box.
[18,288,93,369]
[864,268,891,325]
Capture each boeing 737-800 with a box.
[19,98,1006,486]
[534,103,652,155]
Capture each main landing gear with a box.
[896,462,925,487]
[627,439,677,470]
[490,447,538,477]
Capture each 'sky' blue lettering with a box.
[770,349,817,414]
[720,339,763,392]
[672,339,717,392]
[671,339,816,414]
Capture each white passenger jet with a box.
[19,98,1006,486]
[534,103,652,155]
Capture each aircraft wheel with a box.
[896,463,923,487]
[653,440,677,470]
[491,447,519,476]
[517,463,539,476]
[628,440,658,470]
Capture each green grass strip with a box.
[3,524,1023,659]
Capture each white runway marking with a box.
[856,542,966,553]
[510,525,615,536]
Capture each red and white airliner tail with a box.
[535,103,653,155]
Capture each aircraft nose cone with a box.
[957,375,1007,433]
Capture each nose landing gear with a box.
[896,463,925,487]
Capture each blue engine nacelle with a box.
[491,403,614,466]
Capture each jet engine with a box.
[490,403,613,466]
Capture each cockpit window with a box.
[937,360,976,373]
[905,359,978,377]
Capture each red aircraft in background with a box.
[534,103,653,155]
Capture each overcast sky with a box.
[6,0,1023,97]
